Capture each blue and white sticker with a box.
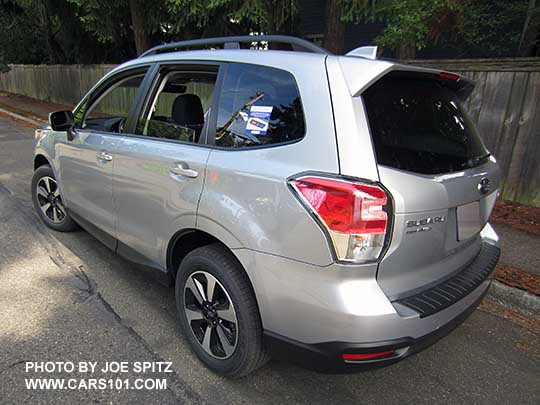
[245,106,273,135]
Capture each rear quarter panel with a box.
[197,57,339,265]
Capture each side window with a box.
[135,68,217,143]
[75,69,148,133]
[216,63,305,148]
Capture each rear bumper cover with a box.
[263,240,499,372]
[264,281,489,373]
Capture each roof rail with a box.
[139,35,330,58]
[346,46,378,60]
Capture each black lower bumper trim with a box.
[394,242,500,318]
[263,282,490,373]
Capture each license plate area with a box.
[457,200,482,241]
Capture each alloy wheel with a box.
[184,271,238,359]
[36,176,66,224]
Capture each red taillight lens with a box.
[342,350,394,362]
[290,176,390,263]
[439,72,459,81]
[292,177,387,234]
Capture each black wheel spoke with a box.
[216,324,235,357]
[185,306,204,323]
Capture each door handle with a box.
[97,151,113,162]
[169,162,198,178]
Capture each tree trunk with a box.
[38,0,65,64]
[519,0,540,56]
[324,0,345,54]
[129,0,152,55]
[397,43,416,60]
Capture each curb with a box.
[0,107,46,127]
[487,280,540,315]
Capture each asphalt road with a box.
[1,115,539,404]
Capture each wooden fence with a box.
[0,59,539,206]
[0,64,116,106]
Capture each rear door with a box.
[58,66,150,248]
[361,71,500,299]
[112,62,220,269]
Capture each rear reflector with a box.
[290,176,390,263]
[342,351,394,361]
[439,72,460,81]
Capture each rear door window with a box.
[135,67,217,143]
[363,72,489,175]
[215,63,305,148]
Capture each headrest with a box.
[171,94,204,126]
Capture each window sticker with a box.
[245,106,273,135]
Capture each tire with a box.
[175,243,269,378]
[31,165,77,232]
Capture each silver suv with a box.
[32,36,500,377]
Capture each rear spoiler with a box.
[386,70,476,102]
[336,56,475,101]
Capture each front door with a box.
[113,63,220,268]
[58,67,150,247]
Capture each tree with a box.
[519,0,540,55]
[324,0,345,53]
[69,0,173,56]
[458,0,529,57]
[370,0,530,59]
[322,0,372,54]
[0,0,116,64]
[0,0,48,64]
[166,0,299,39]
[371,0,461,59]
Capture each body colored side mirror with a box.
[49,110,74,132]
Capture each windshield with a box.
[363,72,489,175]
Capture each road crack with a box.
[0,360,27,375]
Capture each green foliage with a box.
[372,0,460,52]
[0,0,48,64]
[66,0,130,44]
[458,0,529,57]
[368,0,529,57]
[167,0,299,36]
[0,0,530,64]
[341,0,376,23]
[68,0,172,43]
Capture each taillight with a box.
[290,176,390,263]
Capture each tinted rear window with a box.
[363,73,489,175]
[215,63,305,148]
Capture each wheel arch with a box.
[166,228,263,321]
[167,229,220,279]
[34,154,52,170]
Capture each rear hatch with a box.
[361,70,500,300]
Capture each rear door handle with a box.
[97,151,113,162]
[169,162,198,178]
